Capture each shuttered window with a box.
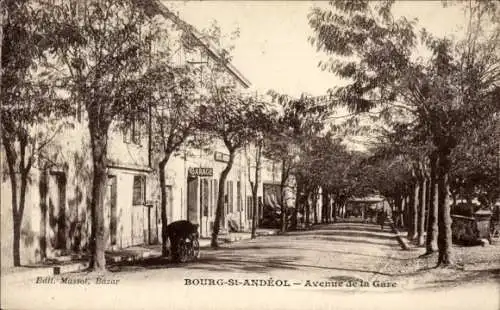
[247,196,254,219]
[132,175,146,205]
[228,181,234,213]
[211,179,218,217]
[237,181,242,212]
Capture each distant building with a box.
[345,195,389,220]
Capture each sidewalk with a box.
[2,228,279,279]
[108,228,279,263]
[384,223,500,274]
[388,220,412,250]
[199,228,278,247]
[2,259,89,284]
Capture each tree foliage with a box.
[1,0,75,266]
[309,0,500,265]
[43,0,158,270]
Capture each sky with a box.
[164,1,467,152]
[168,1,466,97]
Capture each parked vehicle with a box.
[166,220,200,263]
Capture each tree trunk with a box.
[323,194,327,223]
[418,176,427,246]
[251,186,258,239]
[407,184,416,240]
[279,159,287,233]
[410,179,419,240]
[332,196,337,223]
[437,150,453,266]
[406,195,411,229]
[17,174,29,265]
[88,125,109,272]
[327,193,332,223]
[397,195,403,228]
[3,131,30,266]
[304,192,310,227]
[212,150,235,248]
[340,200,346,219]
[313,188,318,224]
[394,195,402,228]
[251,144,262,239]
[158,153,171,257]
[39,170,49,260]
[4,136,21,266]
[292,176,302,230]
[426,152,439,254]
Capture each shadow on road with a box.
[290,225,391,235]
[410,268,500,291]
[101,222,500,291]
[222,245,411,261]
[312,236,397,247]
[106,222,400,276]
[106,252,395,277]
[302,230,397,241]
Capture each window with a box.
[247,196,254,219]
[131,120,141,145]
[208,180,213,217]
[202,179,209,217]
[123,127,130,144]
[227,181,234,213]
[132,175,146,205]
[76,100,83,122]
[237,181,242,212]
[213,179,218,217]
[123,117,142,145]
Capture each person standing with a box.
[377,210,386,230]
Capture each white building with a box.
[0,1,282,267]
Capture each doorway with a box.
[105,175,117,248]
[48,171,67,252]
[187,177,199,225]
[131,175,146,246]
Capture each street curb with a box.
[390,223,411,250]
[2,261,88,282]
[4,230,280,278]
[52,262,89,274]
[105,251,156,264]
[199,230,278,247]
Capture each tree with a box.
[263,125,296,231]
[137,14,206,256]
[145,62,201,256]
[1,0,71,266]
[449,113,500,208]
[245,141,263,239]
[245,99,276,239]
[46,0,157,271]
[309,0,500,266]
[295,131,354,224]
[426,150,439,254]
[265,91,330,232]
[202,88,266,248]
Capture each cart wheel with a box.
[177,240,189,263]
[192,239,200,260]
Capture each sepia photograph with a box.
[1,1,499,309]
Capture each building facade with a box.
[0,2,281,267]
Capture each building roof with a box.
[138,0,251,89]
[348,195,386,203]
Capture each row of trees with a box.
[307,0,500,266]
[1,0,296,270]
[274,0,499,268]
[1,0,341,270]
[2,0,498,271]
